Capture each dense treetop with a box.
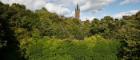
[0,2,140,60]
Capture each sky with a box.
[0,0,140,21]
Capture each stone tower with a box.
[75,4,80,19]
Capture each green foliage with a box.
[23,35,120,60]
[90,14,140,60]
[0,1,140,60]
[0,2,26,60]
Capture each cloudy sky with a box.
[0,0,140,20]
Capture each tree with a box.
[0,2,25,60]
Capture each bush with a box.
[22,35,120,60]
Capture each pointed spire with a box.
[75,3,80,19]
[76,4,80,11]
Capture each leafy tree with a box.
[0,2,25,60]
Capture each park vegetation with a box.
[0,2,140,60]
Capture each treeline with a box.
[91,15,140,60]
[0,2,140,60]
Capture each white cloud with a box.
[45,3,70,15]
[80,0,113,13]
[0,0,114,19]
[0,0,47,10]
[120,0,140,5]
[113,10,139,18]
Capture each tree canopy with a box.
[0,2,140,60]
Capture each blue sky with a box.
[1,0,140,21]
[96,0,140,18]
[80,0,140,20]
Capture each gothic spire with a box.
[75,4,80,19]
